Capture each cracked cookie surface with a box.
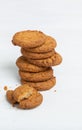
[21,76,56,91]
[13,85,36,102]
[19,92,43,109]
[6,84,43,109]
[6,90,16,105]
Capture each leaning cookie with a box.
[25,36,57,53]
[19,68,53,82]
[27,52,62,67]
[21,76,56,91]
[21,48,55,60]
[16,56,48,72]
[12,30,46,48]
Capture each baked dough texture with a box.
[19,68,53,82]
[21,76,56,91]
[12,30,46,48]
[6,84,43,109]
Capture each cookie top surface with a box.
[12,30,46,48]
[25,36,57,53]
[19,92,43,109]
[13,84,37,102]
[16,56,47,72]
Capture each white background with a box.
[0,0,82,129]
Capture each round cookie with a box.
[25,36,57,53]
[12,30,46,48]
[6,84,43,109]
[21,48,55,60]
[19,92,43,109]
[54,52,62,66]
[27,52,62,67]
[21,76,56,91]
[16,56,48,72]
[19,68,53,82]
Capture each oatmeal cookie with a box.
[19,92,43,109]
[27,52,62,67]
[19,68,53,82]
[13,85,36,102]
[16,56,48,72]
[21,76,56,91]
[21,48,55,60]
[12,30,46,48]
[25,36,57,53]
[6,90,16,105]
[6,84,43,109]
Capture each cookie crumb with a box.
[54,90,56,92]
[4,86,8,91]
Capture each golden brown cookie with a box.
[21,76,56,91]
[13,85,36,102]
[21,48,55,60]
[27,52,62,67]
[19,92,43,109]
[6,90,16,105]
[12,30,46,48]
[25,36,57,53]
[19,68,53,82]
[16,56,48,72]
[6,84,43,109]
[54,52,62,66]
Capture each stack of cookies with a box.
[12,30,62,91]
